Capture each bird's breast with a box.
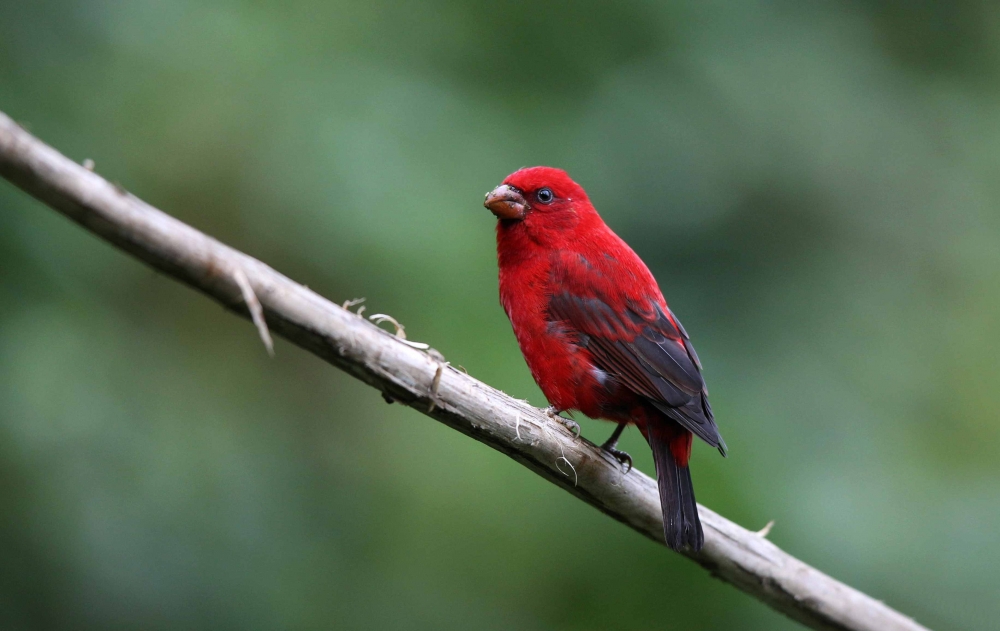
[499,259,603,414]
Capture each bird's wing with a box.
[548,253,726,454]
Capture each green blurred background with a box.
[1,1,998,629]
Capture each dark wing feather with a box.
[629,327,702,395]
[549,290,726,454]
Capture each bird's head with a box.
[484,167,598,243]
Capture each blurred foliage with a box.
[2,1,999,629]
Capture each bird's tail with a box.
[647,428,703,552]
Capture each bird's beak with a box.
[484,185,528,220]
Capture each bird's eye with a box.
[536,188,554,204]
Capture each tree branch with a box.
[0,110,928,631]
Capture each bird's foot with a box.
[559,417,581,438]
[544,406,580,438]
[599,423,631,473]
[601,446,632,474]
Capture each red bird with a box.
[484,166,726,551]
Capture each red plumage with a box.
[485,166,726,551]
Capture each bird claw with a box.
[559,417,580,438]
[544,406,580,438]
[602,446,632,474]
